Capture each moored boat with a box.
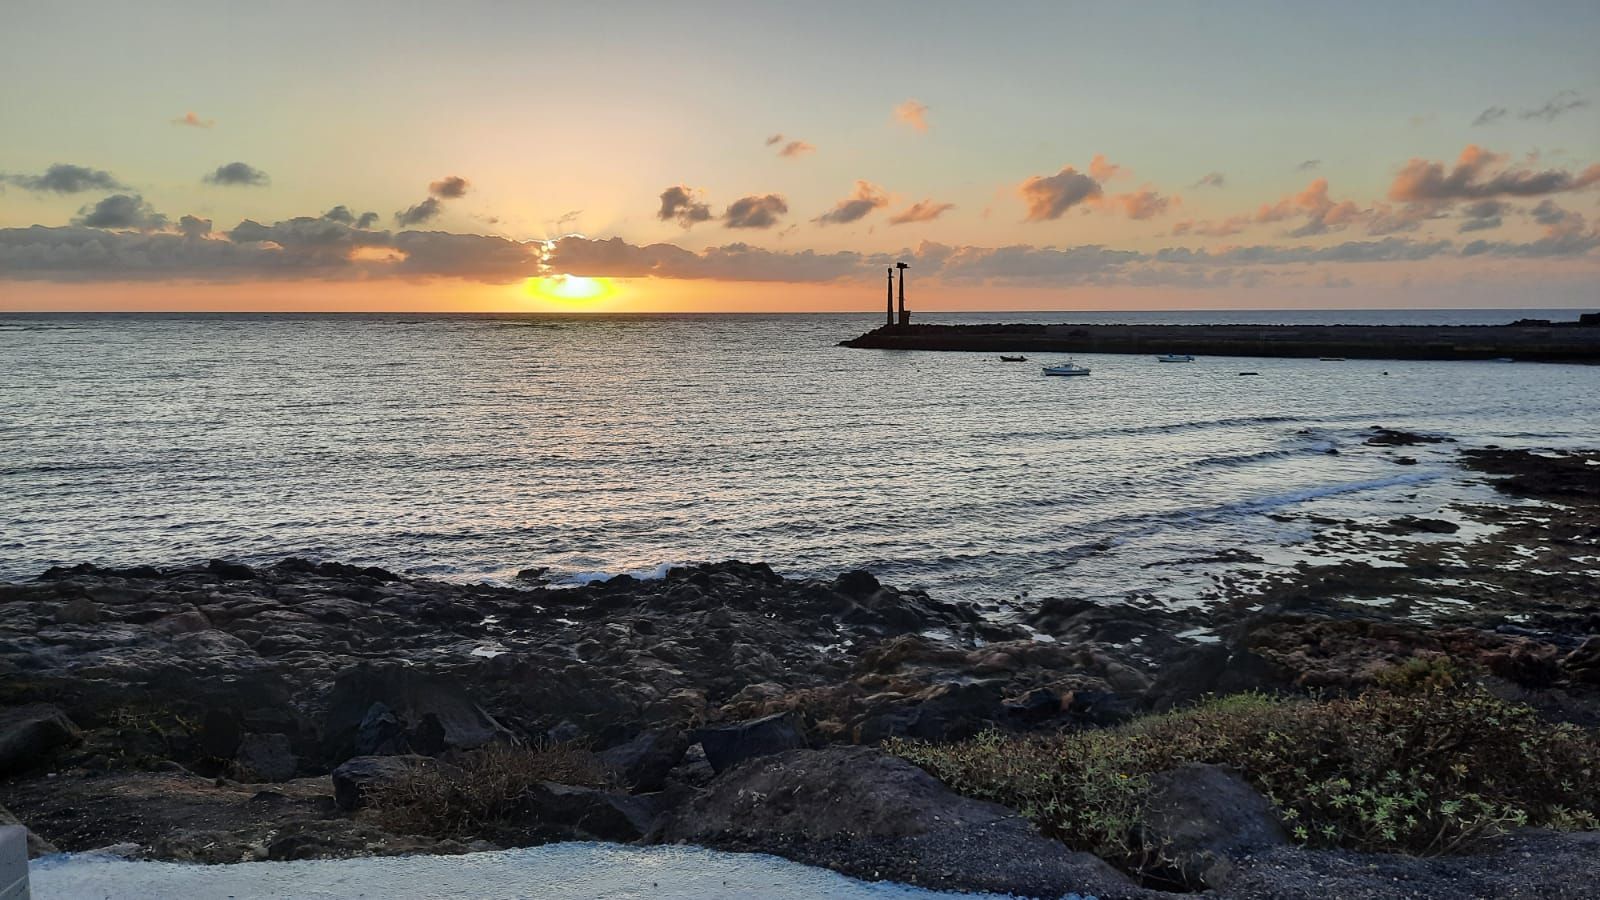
[999,355,1027,362]
[1042,361,1091,376]
[1156,354,1195,362]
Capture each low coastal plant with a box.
[888,686,1600,865]
[367,742,609,839]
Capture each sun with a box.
[526,274,615,306]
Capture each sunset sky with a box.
[2,1,1598,312]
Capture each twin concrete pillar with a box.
[885,262,910,327]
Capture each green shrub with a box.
[367,742,609,839]
[889,687,1600,863]
[1373,655,1475,694]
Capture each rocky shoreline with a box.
[3,439,1599,898]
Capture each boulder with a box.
[856,681,1006,744]
[0,704,82,775]
[53,597,102,625]
[522,782,662,841]
[0,803,58,858]
[354,702,409,756]
[657,746,1144,898]
[321,663,507,762]
[1144,643,1277,711]
[331,755,438,811]
[207,559,258,581]
[1140,763,1288,890]
[598,729,689,792]
[1562,636,1600,684]
[693,712,805,774]
[234,733,298,782]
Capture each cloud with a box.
[1457,199,1506,233]
[1104,189,1174,220]
[778,140,815,158]
[1296,160,1321,171]
[178,215,212,239]
[394,197,442,226]
[1088,154,1123,182]
[203,162,270,187]
[815,180,889,225]
[6,210,1594,288]
[1472,106,1508,127]
[888,199,955,225]
[1530,199,1573,227]
[72,194,167,229]
[1519,90,1588,122]
[320,205,379,229]
[657,185,713,228]
[894,99,929,133]
[1019,166,1102,221]
[172,111,214,128]
[1,163,128,194]
[429,175,471,199]
[0,217,546,284]
[722,194,788,229]
[1192,172,1226,189]
[1153,237,1455,266]
[1389,145,1600,202]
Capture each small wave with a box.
[1226,471,1441,515]
[559,561,684,585]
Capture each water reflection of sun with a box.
[526,274,614,306]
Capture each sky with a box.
[1,0,1598,312]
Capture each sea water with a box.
[3,309,1597,606]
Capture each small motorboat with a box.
[1319,357,1347,362]
[1156,354,1195,363]
[999,355,1028,362]
[1238,371,1260,376]
[1042,361,1091,376]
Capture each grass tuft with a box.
[889,685,1600,867]
[367,742,609,839]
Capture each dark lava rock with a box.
[0,704,82,776]
[832,569,881,598]
[598,728,689,792]
[354,702,410,757]
[322,663,508,763]
[522,782,662,841]
[53,597,102,625]
[1144,644,1279,711]
[1365,427,1449,447]
[1564,637,1600,685]
[234,733,298,782]
[693,712,806,774]
[856,681,1006,743]
[657,746,1148,898]
[1222,828,1600,900]
[207,559,258,581]
[1,803,59,857]
[1378,516,1460,535]
[1140,763,1288,890]
[331,755,438,811]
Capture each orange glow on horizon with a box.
[525,275,615,306]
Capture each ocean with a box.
[3,309,1597,605]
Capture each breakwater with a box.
[841,317,1600,362]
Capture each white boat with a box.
[1042,361,1091,376]
[1156,354,1195,363]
